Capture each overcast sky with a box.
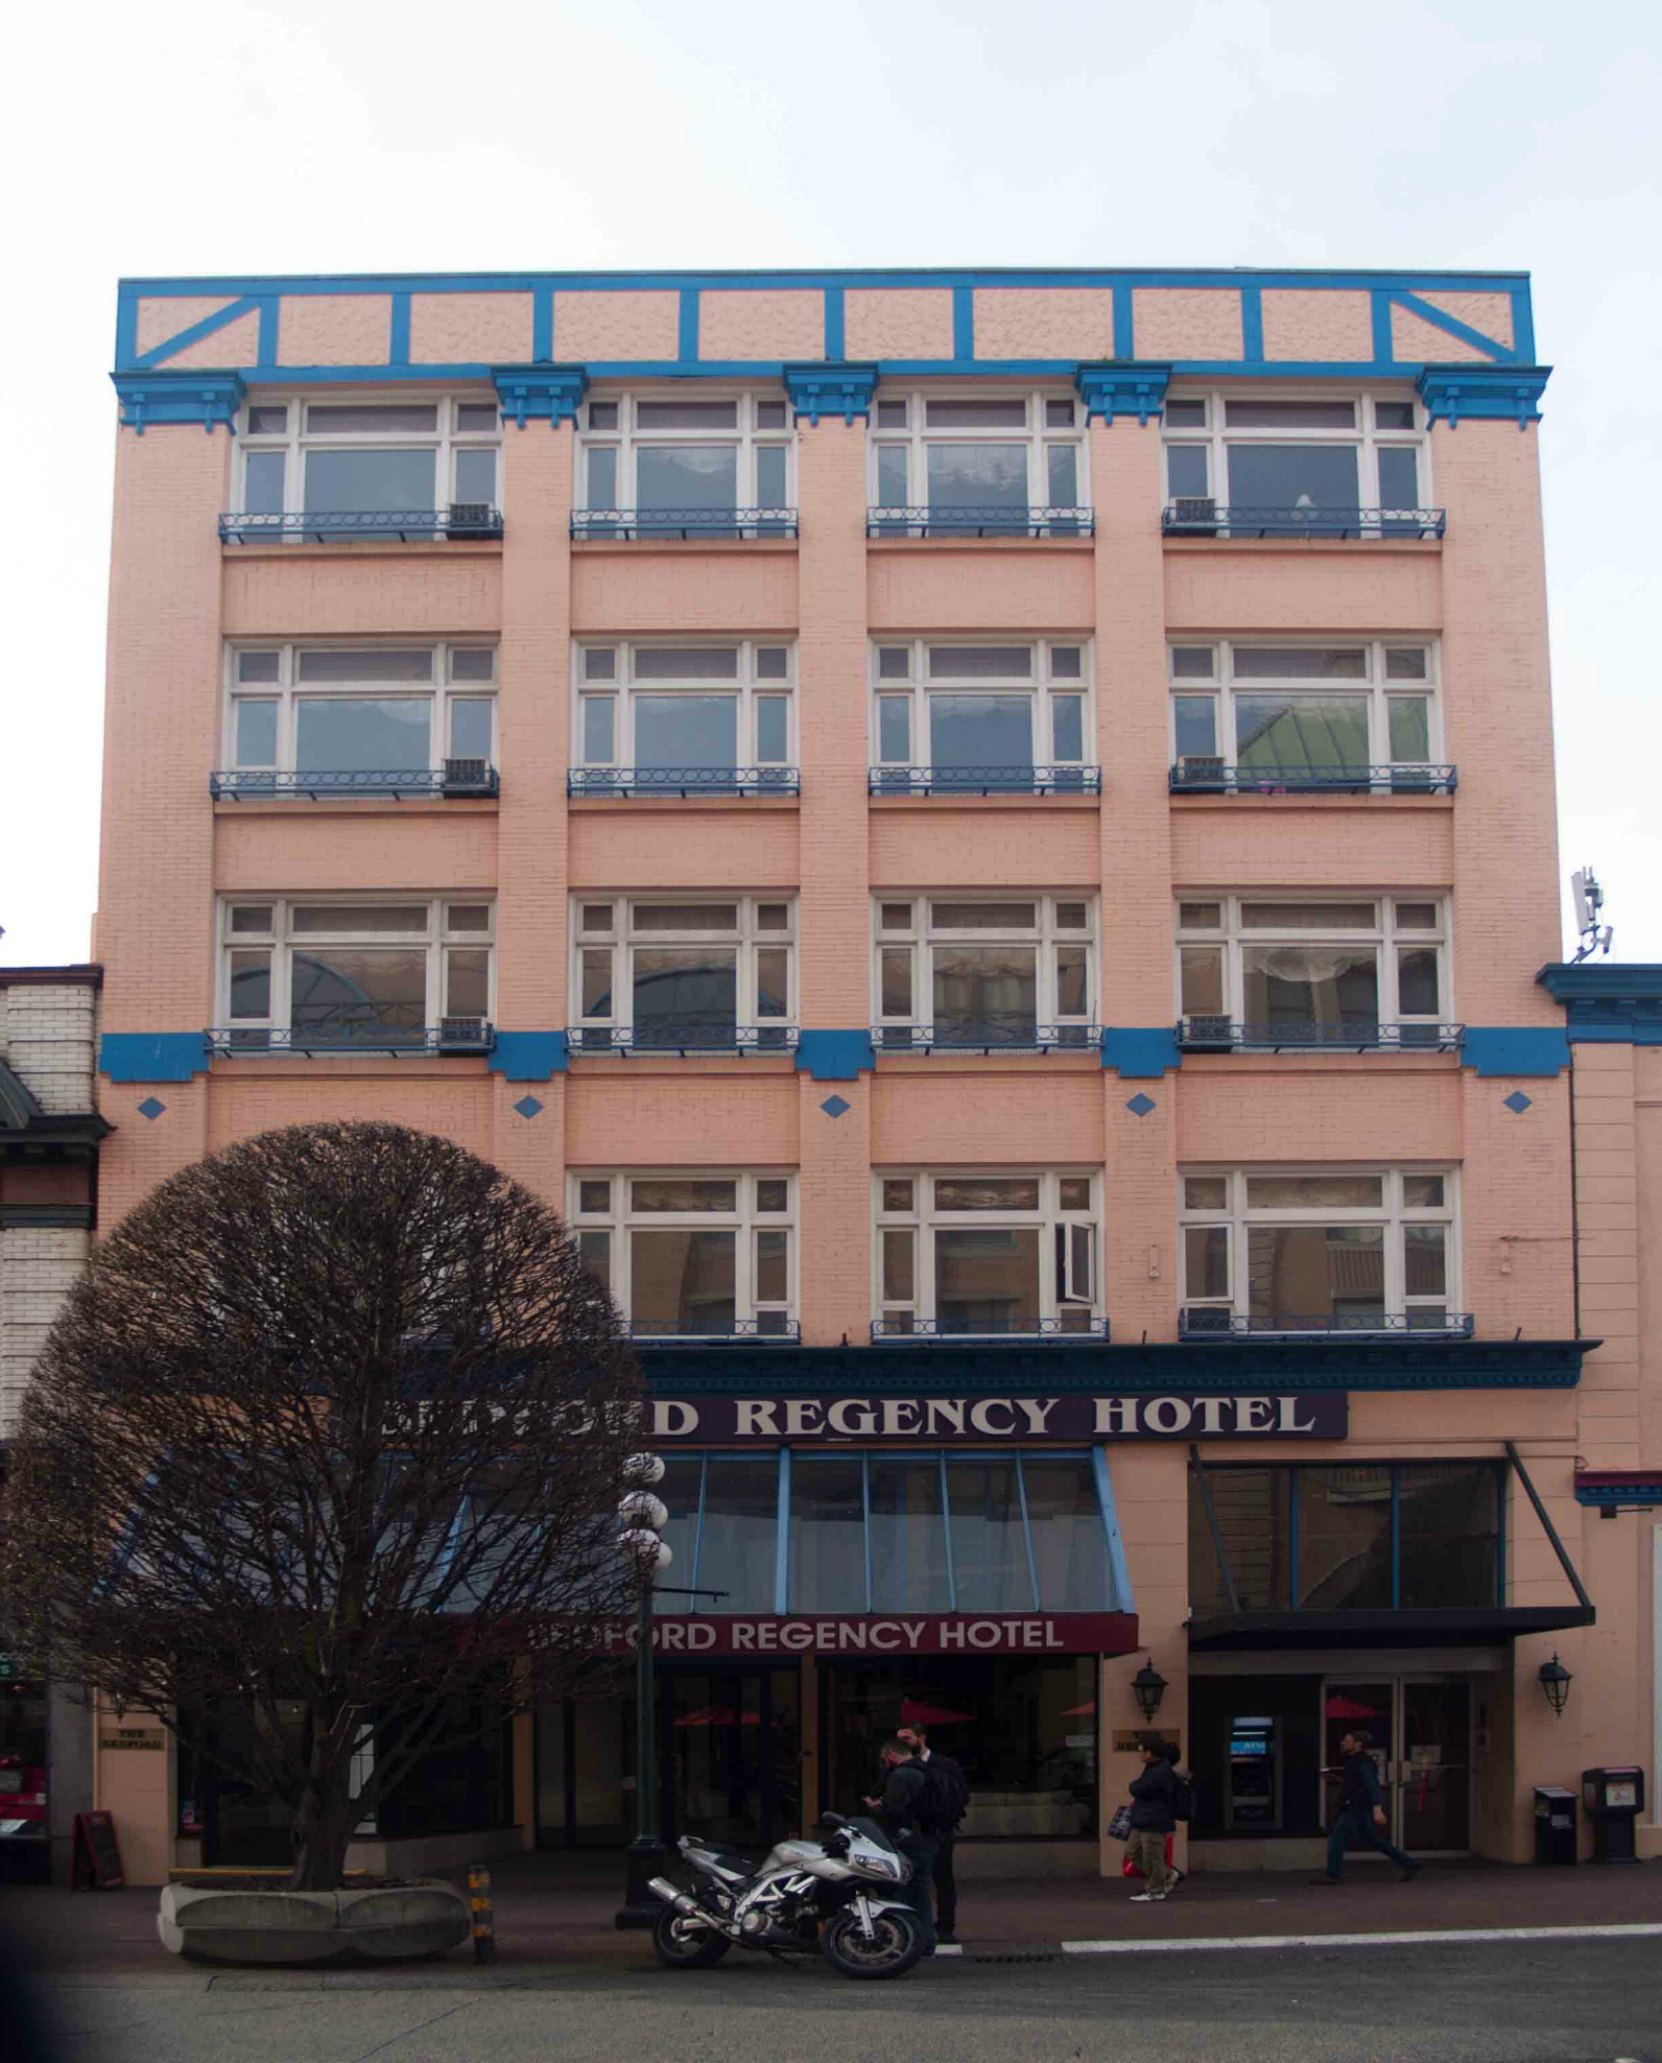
[1,0,1657,965]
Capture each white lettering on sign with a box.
[828,1398,878,1435]
[969,1398,1016,1435]
[653,1399,699,1437]
[1278,1395,1318,1432]
[1142,1396,1192,1434]
[923,1399,967,1436]
[734,1400,778,1436]
[1237,1396,1275,1430]
[1194,1397,1230,1434]
[1016,1399,1057,1435]
[1095,1397,1140,1434]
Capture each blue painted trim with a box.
[491,363,587,427]
[1575,1478,1662,1508]
[783,362,879,426]
[1075,361,1171,425]
[952,283,974,359]
[678,287,699,363]
[1287,1470,1300,1609]
[939,1452,957,1611]
[1241,286,1264,363]
[100,1032,208,1083]
[133,295,259,369]
[774,1446,791,1612]
[795,1029,874,1079]
[860,1452,873,1611]
[389,291,411,367]
[1014,1456,1042,1609]
[1092,1446,1134,1615]
[1537,963,1662,1045]
[1418,363,1551,429]
[823,285,845,360]
[1538,963,1662,1001]
[1462,1027,1569,1077]
[1112,282,1135,359]
[486,1031,569,1080]
[1389,1467,1401,1607]
[1102,1028,1182,1079]
[1370,289,1394,362]
[533,288,554,362]
[256,296,279,368]
[1391,289,1512,363]
[112,368,245,433]
[1511,287,1537,363]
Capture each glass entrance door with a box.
[1320,1677,1471,1853]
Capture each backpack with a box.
[1169,1771,1194,1823]
[915,1756,964,1835]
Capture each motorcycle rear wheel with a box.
[651,1906,733,1970]
[821,1906,922,1979]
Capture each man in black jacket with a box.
[898,1722,968,1943]
[1317,1729,1421,1883]
[865,1739,937,1953]
[1125,1739,1179,1901]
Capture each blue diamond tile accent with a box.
[136,1097,166,1121]
[1125,1093,1156,1117]
[820,1094,851,1118]
[513,1095,544,1118]
[1503,1090,1533,1114]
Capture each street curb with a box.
[1057,1922,1662,1956]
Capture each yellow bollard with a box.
[468,1862,497,1963]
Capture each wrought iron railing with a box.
[568,767,800,798]
[1169,762,1458,796]
[1176,1018,1464,1053]
[868,765,1101,797]
[220,507,503,543]
[870,1316,1110,1342]
[211,766,499,800]
[1161,503,1446,540]
[624,1318,800,1342]
[867,505,1095,539]
[568,1023,798,1057]
[872,1020,1101,1054]
[1180,1308,1474,1341]
[569,507,798,540]
[205,1018,495,1057]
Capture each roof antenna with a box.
[1570,867,1614,963]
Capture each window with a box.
[873,896,1097,1050]
[875,1172,1101,1338]
[1162,392,1431,535]
[869,391,1087,533]
[220,644,496,794]
[570,1173,795,1339]
[215,898,494,1051]
[1176,895,1453,1047]
[1179,1167,1460,1336]
[1170,641,1444,789]
[575,392,792,533]
[870,639,1095,792]
[572,897,796,1053]
[232,397,500,537]
[572,642,794,794]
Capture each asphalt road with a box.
[21,1938,1661,2063]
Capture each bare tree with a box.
[1,1121,646,1890]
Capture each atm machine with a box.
[1224,1715,1283,1831]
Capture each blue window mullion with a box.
[1288,1466,1300,1610]
[690,1453,709,1601]
[1390,1466,1401,1609]
[1090,1445,1131,1613]
[1014,1454,1042,1610]
[1496,1460,1507,1603]
[861,1453,873,1612]
[775,1446,791,1613]
[939,1453,957,1611]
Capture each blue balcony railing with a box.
[868,765,1101,797]
[1180,1309,1474,1341]
[1177,1018,1464,1054]
[867,505,1095,539]
[570,507,797,540]
[1162,502,1446,540]
[568,1023,798,1057]
[624,1318,800,1343]
[205,1018,495,1058]
[220,507,503,543]
[1170,762,1457,796]
[568,767,799,799]
[871,1316,1110,1342]
[872,1021,1101,1055]
[210,765,499,800]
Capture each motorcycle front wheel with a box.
[651,1905,733,1970]
[821,1906,922,1980]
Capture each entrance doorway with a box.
[1322,1677,1472,1853]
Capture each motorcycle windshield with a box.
[844,1815,899,1854]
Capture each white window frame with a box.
[1161,389,1429,528]
[234,395,502,526]
[569,1171,796,1338]
[1178,1166,1460,1335]
[572,640,794,788]
[571,895,797,1053]
[575,389,793,513]
[873,1170,1102,1339]
[869,638,1093,784]
[868,388,1088,521]
[1175,893,1453,1044]
[1168,638,1442,783]
[872,895,1098,1050]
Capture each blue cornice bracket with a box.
[783,362,880,427]
[1417,363,1551,430]
[490,363,588,429]
[487,1031,569,1080]
[1461,1027,1570,1077]
[1538,963,1662,1044]
[1074,361,1173,426]
[112,369,245,435]
[100,1032,210,1083]
[795,1029,874,1079]
[1101,1028,1182,1079]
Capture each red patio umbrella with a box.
[1061,1700,1097,1717]
[900,1696,974,1727]
[1324,1694,1384,1719]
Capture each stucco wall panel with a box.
[221,554,502,637]
[843,289,954,360]
[1169,803,1455,887]
[409,291,534,364]
[870,809,1100,889]
[867,547,1095,630]
[1390,303,1494,366]
[554,290,678,361]
[699,290,822,361]
[871,1069,1101,1165]
[206,1074,495,1154]
[973,288,1112,360]
[1260,290,1373,362]
[214,811,498,893]
[166,310,262,372]
[568,811,799,890]
[136,296,239,354]
[1133,289,1242,361]
[1163,547,1442,631]
[1174,1066,1462,1163]
[278,295,392,367]
[564,1075,798,1165]
[1413,290,1514,352]
[570,549,798,633]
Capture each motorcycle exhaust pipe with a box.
[647,1878,741,1938]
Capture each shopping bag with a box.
[1106,1804,1133,1842]
[1121,1834,1176,1878]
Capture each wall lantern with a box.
[1131,1658,1168,1721]
[1537,1652,1573,1716]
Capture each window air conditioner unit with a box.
[1177,755,1227,786]
[442,757,494,797]
[446,502,501,540]
[438,1017,490,1054]
[1170,497,1218,533]
[1183,1014,1235,1051]
[1181,1305,1234,1336]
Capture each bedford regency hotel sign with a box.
[646,1391,1347,1441]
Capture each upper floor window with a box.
[1170,640,1445,791]
[875,1171,1101,1340]
[232,397,500,538]
[873,896,1097,1051]
[575,392,792,533]
[1176,895,1453,1049]
[219,643,496,796]
[1162,392,1432,536]
[570,1172,795,1339]
[870,639,1095,794]
[1179,1167,1460,1337]
[214,897,493,1053]
[869,391,1087,534]
[572,641,794,796]
[572,896,795,1054]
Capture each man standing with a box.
[1125,1739,1179,1902]
[1316,1729,1421,1884]
[865,1738,937,1954]
[898,1722,968,1944]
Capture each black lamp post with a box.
[1131,1657,1168,1722]
[614,1457,670,1931]
[1537,1652,1573,1716]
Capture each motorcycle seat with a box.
[685,1842,754,1869]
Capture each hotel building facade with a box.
[85,266,1659,1881]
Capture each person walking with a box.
[864,1738,938,1953]
[1124,1739,1180,1902]
[1315,1729,1421,1884]
[898,1722,969,1943]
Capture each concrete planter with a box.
[157,1878,471,1965]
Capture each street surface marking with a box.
[1059,1922,1662,1955]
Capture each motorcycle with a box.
[647,1811,923,1979]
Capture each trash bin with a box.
[1533,1785,1577,1864]
[1582,1767,1645,1864]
